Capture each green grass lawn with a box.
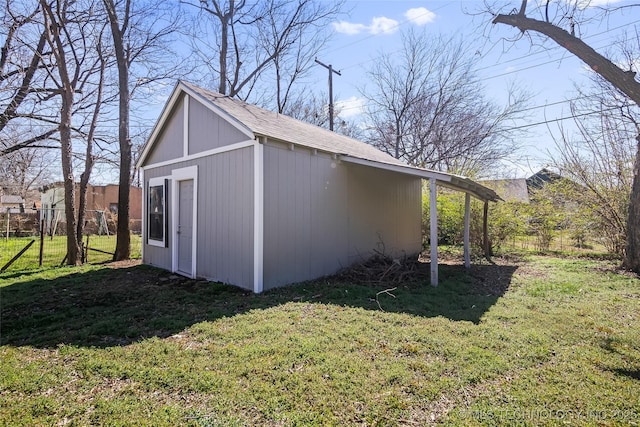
[0,234,142,271]
[1,255,638,426]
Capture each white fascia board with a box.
[137,81,185,168]
[137,81,256,169]
[340,155,453,183]
[340,155,499,202]
[140,140,255,171]
[141,168,145,259]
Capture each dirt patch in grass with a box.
[104,259,142,269]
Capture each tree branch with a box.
[493,12,640,105]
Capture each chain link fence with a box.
[1,209,141,273]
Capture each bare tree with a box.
[101,0,132,261]
[0,130,53,198]
[551,89,637,254]
[0,1,59,155]
[185,0,344,107]
[40,0,86,264]
[282,92,363,138]
[361,30,530,177]
[101,0,183,261]
[489,0,640,271]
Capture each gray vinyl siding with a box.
[145,96,185,165]
[142,147,255,290]
[197,148,254,290]
[188,97,250,155]
[262,142,421,290]
[263,143,349,289]
[346,164,422,261]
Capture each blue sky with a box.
[298,0,639,178]
[127,0,638,184]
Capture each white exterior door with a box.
[177,179,194,276]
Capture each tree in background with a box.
[282,92,364,139]
[39,0,111,264]
[101,0,183,260]
[550,75,637,255]
[0,2,58,155]
[423,190,528,255]
[360,30,530,177]
[489,0,640,271]
[0,134,53,198]
[185,0,344,112]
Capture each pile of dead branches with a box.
[332,254,429,285]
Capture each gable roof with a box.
[180,81,403,166]
[139,81,499,202]
[526,168,563,190]
[0,195,24,205]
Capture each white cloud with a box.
[332,21,367,35]
[333,7,438,36]
[404,7,436,26]
[572,0,624,8]
[369,16,400,34]
[336,96,366,118]
[332,16,399,35]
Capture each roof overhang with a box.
[340,156,501,202]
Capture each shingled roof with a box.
[140,81,499,202]
[180,81,404,167]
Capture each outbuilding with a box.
[137,81,498,292]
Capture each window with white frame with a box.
[148,177,168,247]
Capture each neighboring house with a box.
[137,81,498,293]
[482,169,565,204]
[526,168,563,190]
[0,195,26,214]
[40,184,142,234]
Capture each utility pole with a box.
[315,58,341,131]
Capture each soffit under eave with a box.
[340,155,500,202]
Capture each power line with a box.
[497,105,626,133]
[474,17,640,73]
[337,16,640,83]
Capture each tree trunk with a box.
[219,10,229,95]
[624,135,640,271]
[60,91,81,265]
[103,0,131,261]
[40,0,81,265]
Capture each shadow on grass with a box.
[0,261,518,349]
[612,369,640,381]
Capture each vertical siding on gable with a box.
[145,96,185,165]
[142,147,254,290]
[188,98,251,155]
